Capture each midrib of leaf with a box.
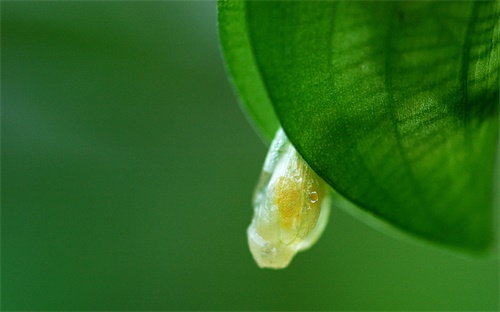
[460,1,478,131]
[320,3,398,216]
[384,2,430,211]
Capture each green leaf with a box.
[218,0,280,143]
[218,0,500,252]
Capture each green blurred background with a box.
[2,1,498,310]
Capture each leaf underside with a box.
[219,1,500,252]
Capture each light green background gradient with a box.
[2,2,498,310]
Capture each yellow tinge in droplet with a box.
[248,128,331,269]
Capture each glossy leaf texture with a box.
[218,1,500,253]
[218,0,280,143]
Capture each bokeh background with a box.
[2,1,499,310]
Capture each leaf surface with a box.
[219,1,499,252]
[218,0,280,143]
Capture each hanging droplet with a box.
[248,128,331,269]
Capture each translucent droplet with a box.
[310,191,319,203]
[293,173,302,183]
[247,128,331,269]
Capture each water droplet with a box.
[293,173,302,182]
[310,191,319,203]
[248,128,330,269]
